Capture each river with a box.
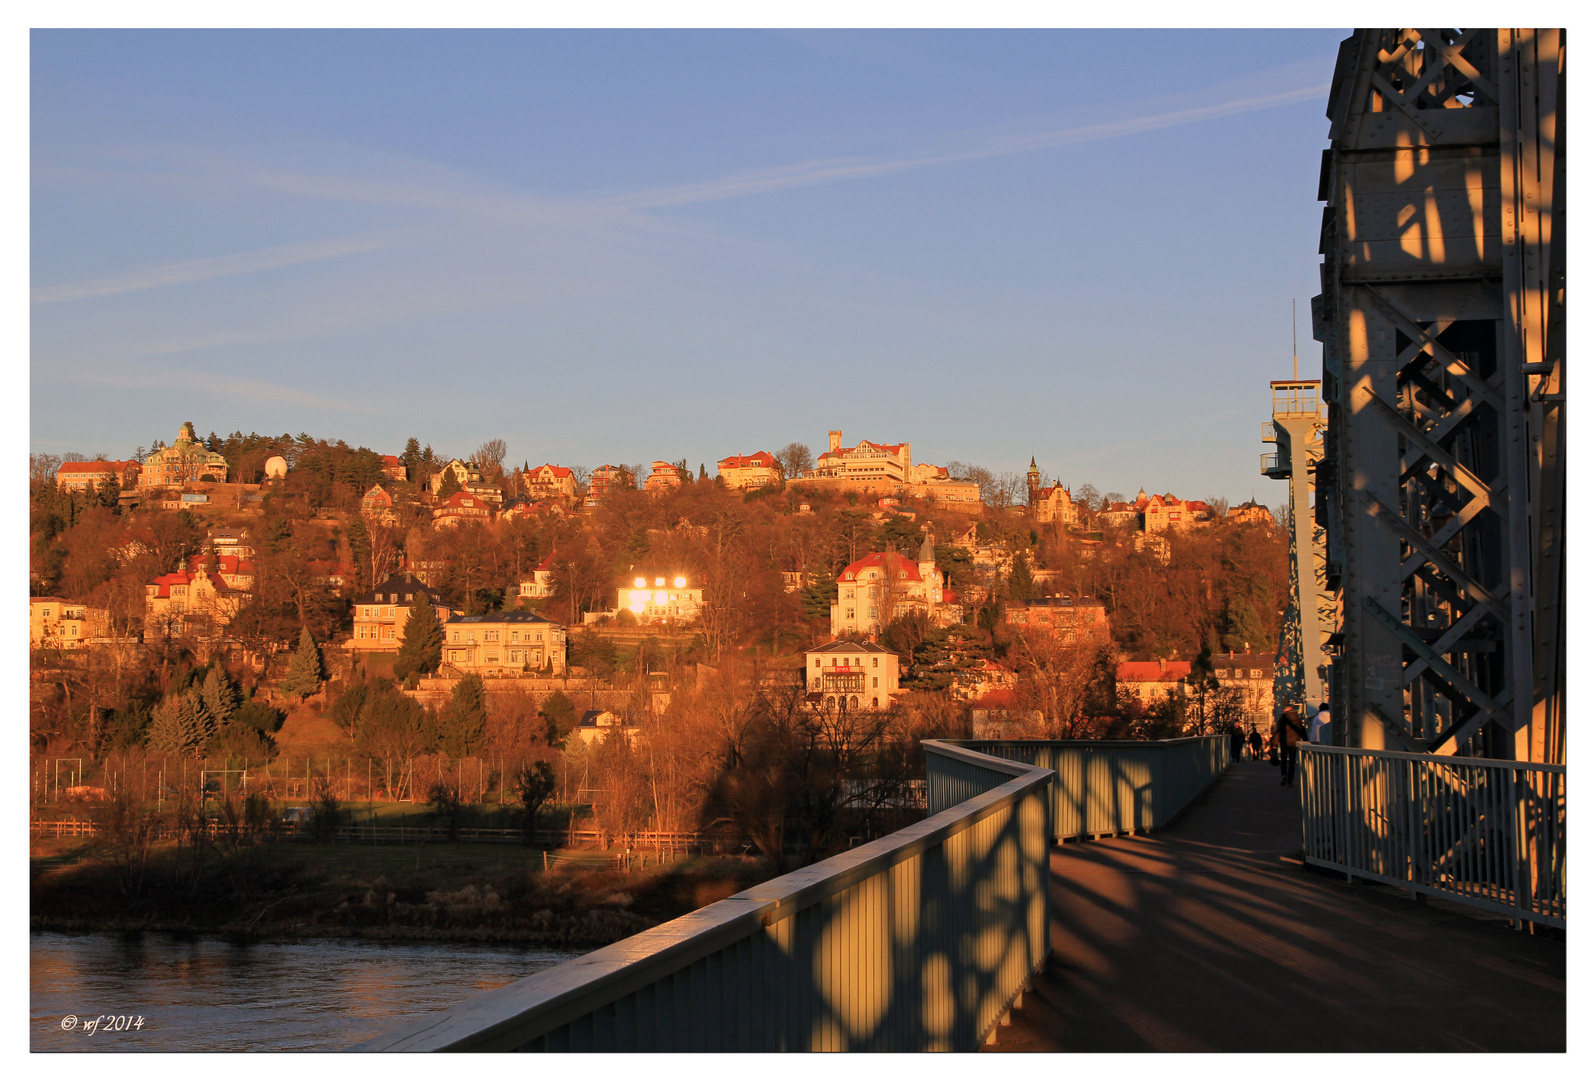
[30,931,587,1051]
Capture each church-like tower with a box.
[1026,456,1040,506]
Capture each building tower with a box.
[1026,456,1040,506]
[1261,380,1333,723]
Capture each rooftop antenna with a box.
[1292,299,1299,381]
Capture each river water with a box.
[30,931,587,1052]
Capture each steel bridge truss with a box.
[1314,29,1563,763]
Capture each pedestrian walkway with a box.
[989,759,1565,1052]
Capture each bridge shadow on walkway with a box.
[989,760,1565,1052]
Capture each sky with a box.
[30,28,1350,504]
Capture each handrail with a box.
[1299,746,1565,928]
[355,741,1053,1051]
[933,736,1230,841]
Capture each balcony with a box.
[1261,421,1278,443]
[1270,381,1326,420]
[1261,452,1290,479]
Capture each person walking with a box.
[1310,701,1332,744]
[1230,721,1245,762]
[1276,705,1308,786]
[1248,724,1263,762]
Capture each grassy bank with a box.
[31,835,773,945]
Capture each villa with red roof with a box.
[55,459,141,493]
[516,552,559,601]
[144,561,245,646]
[809,430,912,487]
[432,491,493,528]
[379,455,407,483]
[523,463,577,500]
[717,451,780,491]
[829,534,957,637]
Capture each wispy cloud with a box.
[617,83,1330,209]
[35,363,352,413]
[31,231,400,305]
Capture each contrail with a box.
[32,232,395,305]
[618,83,1330,209]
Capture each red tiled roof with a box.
[1116,661,1192,682]
[837,551,923,584]
[718,452,776,469]
[438,491,489,510]
[530,464,573,478]
[56,460,138,474]
[380,455,401,466]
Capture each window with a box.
[451,631,460,642]
[872,677,878,688]
[485,630,499,642]
[814,658,821,668]
[872,658,878,668]
[382,627,393,639]
[845,609,854,620]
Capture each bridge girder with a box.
[1313,29,1563,762]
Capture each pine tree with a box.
[200,667,238,731]
[347,514,372,590]
[394,591,444,682]
[280,627,325,700]
[441,673,487,757]
[1008,551,1037,601]
[147,686,212,755]
[146,694,188,755]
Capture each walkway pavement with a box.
[989,759,1566,1052]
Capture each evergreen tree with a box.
[347,514,372,590]
[435,470,463,499]
[146,694,187,755]
[1008,551,1037,601]
[401,437,424,482]
[280,627,325,700]
[95,472,122,512]
[393,591,444,682]
[146,686,212,755]
[698,463,707,481]
[539,689,578,746]
[200,667,238,731]
[441,673,488,757]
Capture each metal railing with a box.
[930,736,1229,841]
[355,741,1052,1051]
[1300,746,1566,928]
[1260,451,1287,476]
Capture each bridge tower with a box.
[1313,29,1564,762]
[1261,380,1333,719]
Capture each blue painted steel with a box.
[929,736,1230,841]
[1299,745,1565,927]
[354,742,1053,1052]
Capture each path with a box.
[989,759,1565,1052]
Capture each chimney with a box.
[1157,658,1166,674]
[1229,649,1234,659]
[829,429,842,452]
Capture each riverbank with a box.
[31,835,772,946]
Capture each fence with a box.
[1299,746,1566,928]
[354,739,1053,1051]
[930,736,1230,841]
[28,819,725,854]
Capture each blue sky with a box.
[31,29,1348,503]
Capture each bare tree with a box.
[774,442,814,480]
[473,439,508,480]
